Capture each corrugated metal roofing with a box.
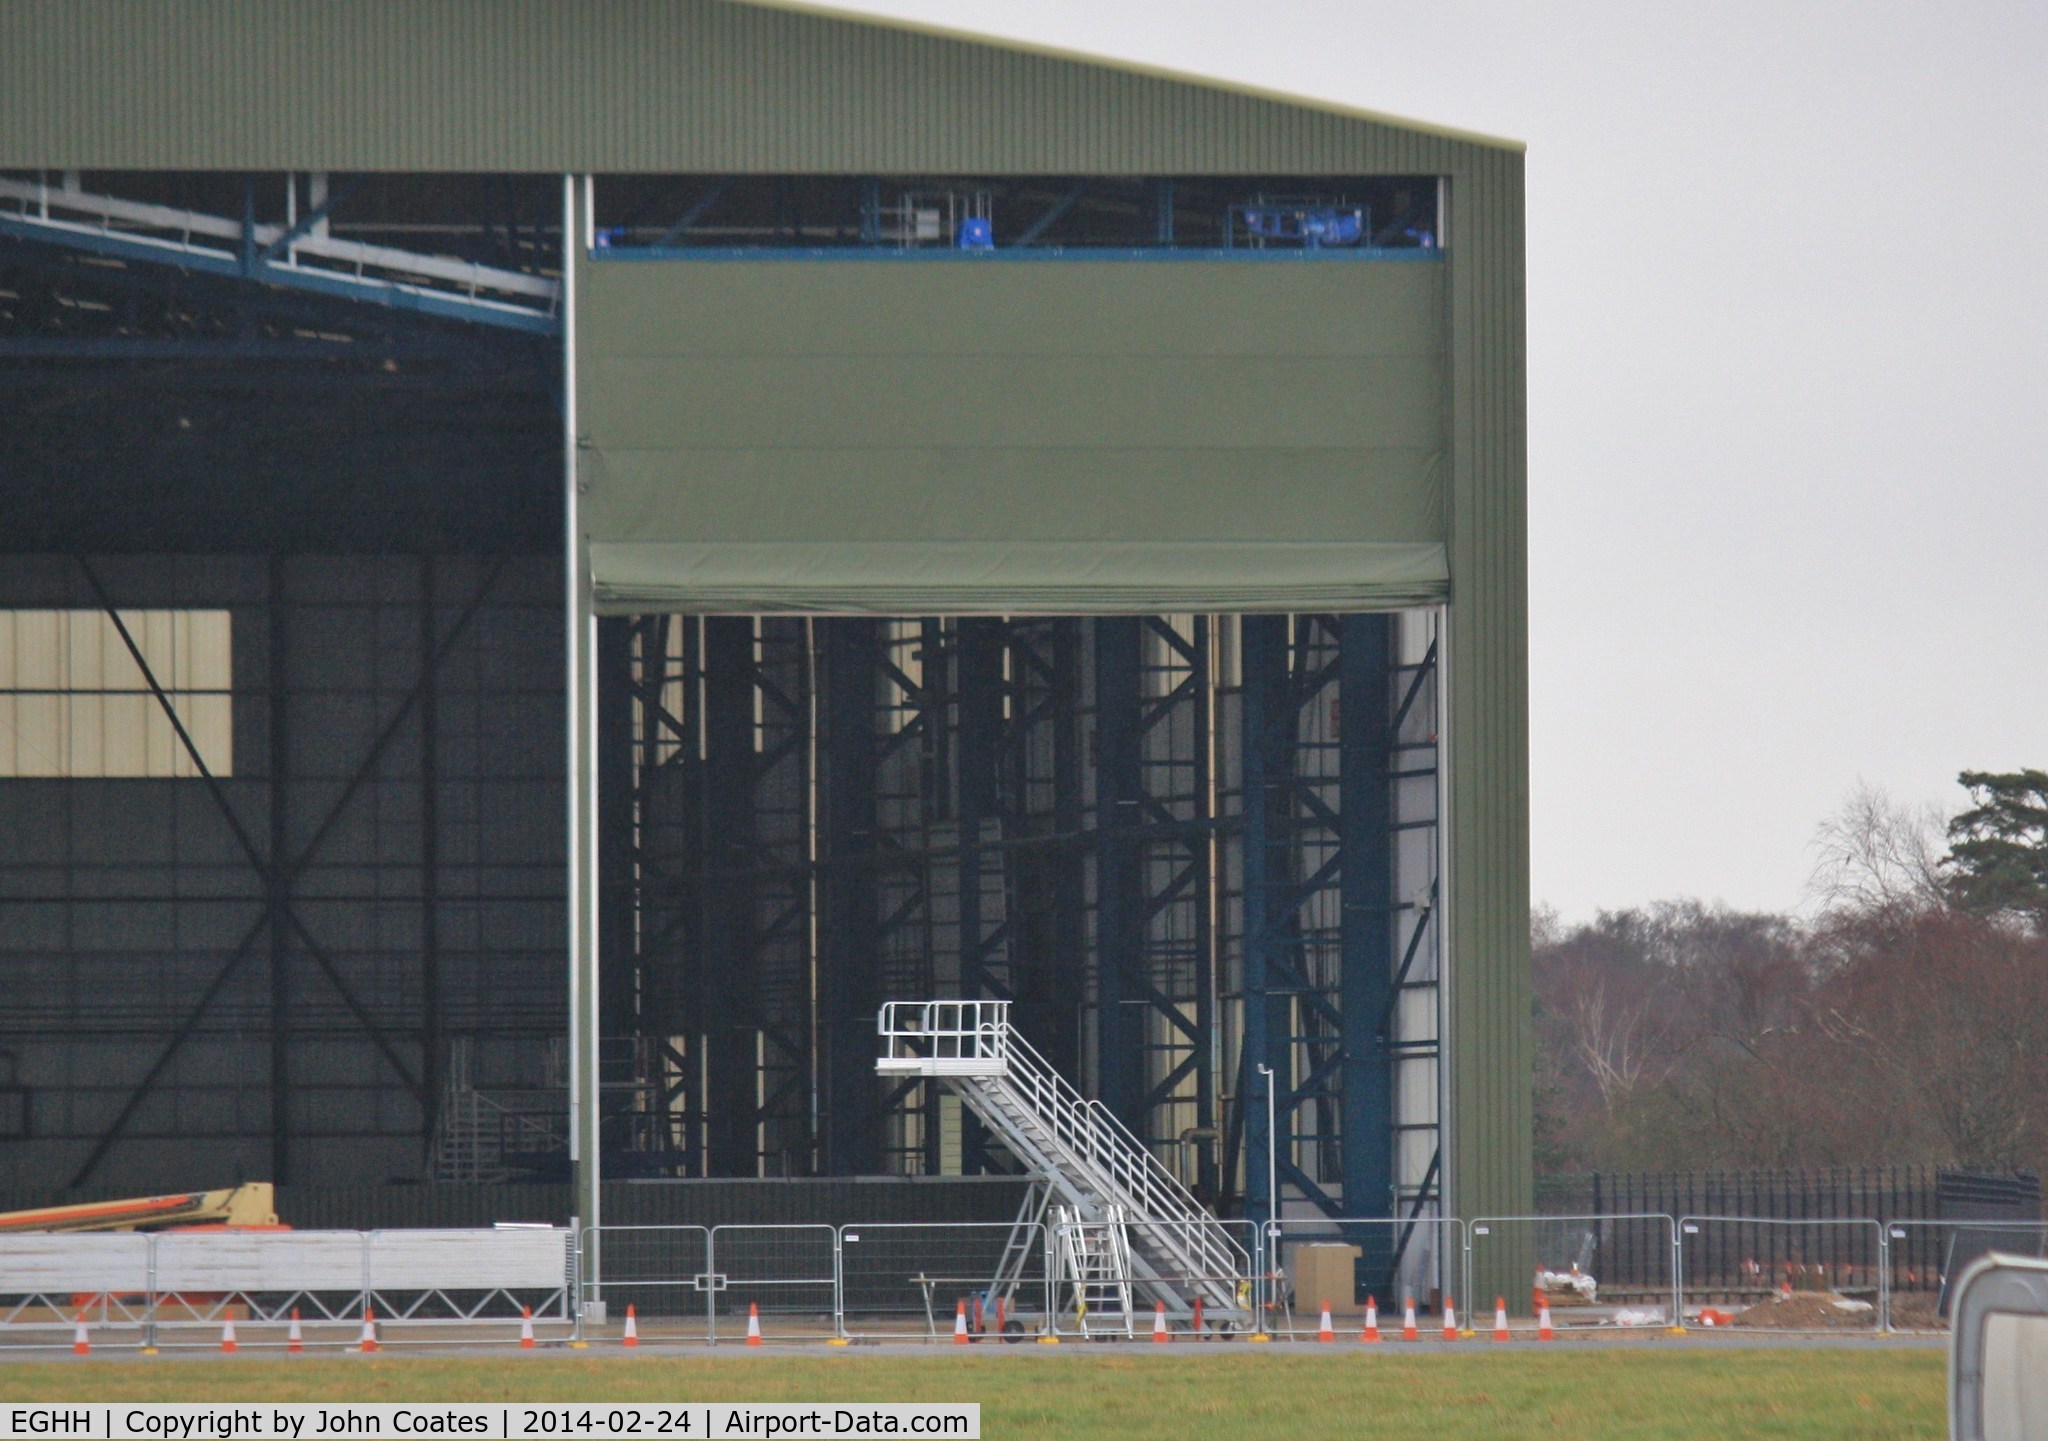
[0,0,1516,173]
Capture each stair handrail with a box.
[991,1014,1246,1283]
[877,999,1249,1289]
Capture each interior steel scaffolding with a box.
[593,613,1441,1232]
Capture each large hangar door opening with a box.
[591,610,1442,1234]
[566,175,1465,1232]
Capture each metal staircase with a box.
[877,1000,1251,1327]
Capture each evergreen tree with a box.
[1946,769,2048,925]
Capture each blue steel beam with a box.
[1340,613,1398,1287]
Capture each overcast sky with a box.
[834,0,2048,921]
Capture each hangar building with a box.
[0,0,1528,1277]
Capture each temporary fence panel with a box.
[1678,1216,1883,1332]
[839,1222,1047,1342]
[1258,1217,1462,1340]
[1466,1214,1676,1330]
[365,1229,572,1325]
[1885,1220,2048,1334]
[582,1225,713,1343]
[1046,1217,1257,1340]
[707,1225,838,1343]
[149,1230,368,1335]
[0,1232,152,1345]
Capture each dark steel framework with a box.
[0,554,567,1191]
[594,612,1440,1228]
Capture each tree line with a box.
[1533,769,2048,1178]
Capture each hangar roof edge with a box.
[738,0,1526,155]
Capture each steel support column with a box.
[1340,614,1397,1268]
[1238,615,1291,1229]
[595,615,639,1161]
[418,555,442,1168]
[268,554,292,1184]
[1007,620,1085,1084]
[954,617,1006,1173]
[699,617,761,1175]
[1091,617,1145,1132]
[820,619,882,1174]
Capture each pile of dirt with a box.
[1886,1293,1948,1331]
[1731,1292,1876,1329]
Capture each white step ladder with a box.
[877,1000,1252,1329]
[1053,1204,1136,1336]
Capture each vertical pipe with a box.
[267,554,291,1184]
[564,173,601,1273]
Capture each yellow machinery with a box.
[0,1183,277,1233]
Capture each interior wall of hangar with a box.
[0,0,1530,1233]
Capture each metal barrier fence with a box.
[0,1228,573,1352]
[1884,1220,2048,1333]
[1467,1214,1678,1329]
[841,1222,1048,1341]
[1261,1217,1463,1340]
[1679,1216,1885,1331]
[19,1210,2048,1346]
[705,1225,838,1343]
[581,1224,713,1342]
[1049,1218,1258,1340]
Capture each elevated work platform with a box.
[878,1000,1251,1328]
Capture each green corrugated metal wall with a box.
[0,0,1529,1251]
[577,257,1450,614]
[0,0,1506,173]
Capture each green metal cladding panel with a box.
[0,0,1510,174]
[577,257,1451,614]
[0,0,1530,1232]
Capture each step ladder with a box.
[1053,1204,1136,1336]
[877,999,1252,1328]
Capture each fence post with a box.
[568,1217,583,1344]
[832,1227,845,1343]
[1461,1223,1473,1321]
[361,1230,374,1340]
[143,1231,159,1354]
[1877,1222,1891,1334]
[1669,1216,1682,1327]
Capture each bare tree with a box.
[1808,781,1948,918]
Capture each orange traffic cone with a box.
[287,1308,304,1355]
[358,1307,379,1354]
[952,1299,970,1346]
[519,1306,536,1349]
[1492,1297,1510,1342]
[1441,1298,1459,1341]
[1191,1296,1203,1338]
[1537,1298,1555,1341]
[1152,1301,1169,1343]
[72,1311,89,1357]
[1317,1302,1335,1343]
[220,1317,238,1354]
[745,1302,763,1347]
[1361,1296,1380,1343]
[623,1304,638,1348]
[1401,1294,1419,1342]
